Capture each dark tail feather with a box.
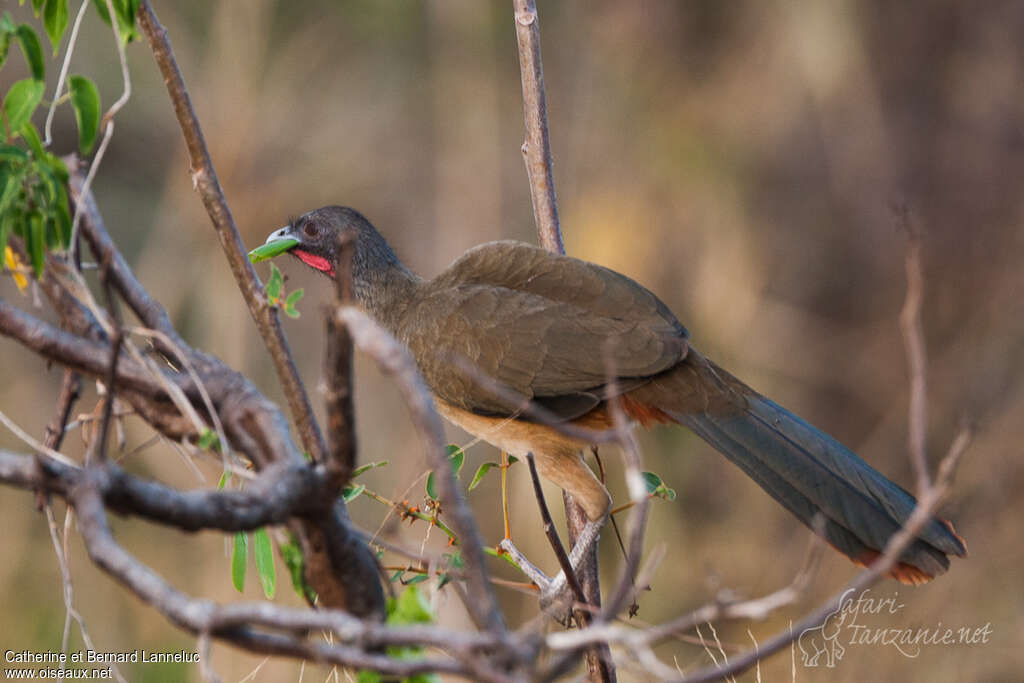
[634,357,967,583]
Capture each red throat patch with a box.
[293,249,335,277]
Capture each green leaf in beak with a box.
[249,237,299,263]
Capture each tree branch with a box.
[136,1,327,464]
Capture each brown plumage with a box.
[262,206,967,584]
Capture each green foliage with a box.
[425,445,464,501]
[3,79,44,131]
[231,532,248,592]
[352,460,388,478]
[642,471,676,501]
[283,287,303,318]
[265,262,283,300]
[253,528,276,599]
[468,455,517,491]
[197,427,220,452]
[357,586,440,683]
[341,483,365,502]
[90,0,139,44]
[263,262,304,318]
[42,0,68,54]
[15,23,44,79]
[68,75,100,154]
[0,12,107,286]
[280,533,316,603]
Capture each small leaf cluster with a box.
[1,1,128,281]
[218,470,277,600]
[264,262,304,318]
[358,585,440,683]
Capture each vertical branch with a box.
[137,2,326,464]
[325,235,356,489]
[512,2,612,679]
[898,218,931,494]
[512,0,564,254]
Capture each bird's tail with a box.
[623,353,967,584]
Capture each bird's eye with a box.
[303,221,319,238]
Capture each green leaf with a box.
[265,262,283,302]
[468,462,498,491]
[15,24,44,80]
[216,470,229,491]
[0,144,28,164]
[248,236,298,263]
[253,528,276,599]
[91,0,138,44]
[279,534,316,603]
[68,75,100,155]
[426,446,465,500]
[351,460,388,478]
[0,170,21,223]
[641,471,676,501]
[283,287,303,318]
[387,585,434,625]
[231,532,248,592]
[3,78,44,132]
[31,0,46,17]
[445,444,464,474]
[51,188,69,247]
[0,33,11,74]
[197,427,220,451]
[42,0,68,54]
[341,483,365,502]
[356,671,382,683]
[19,120,44,159]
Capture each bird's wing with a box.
[398,241,688,419]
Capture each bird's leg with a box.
[499,448,611,617]
[501,450,512,541]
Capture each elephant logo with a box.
[798,588,855,668]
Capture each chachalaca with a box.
[258,205,966,598]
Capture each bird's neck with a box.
[353,260,422,334]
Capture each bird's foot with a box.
[498,517,604,622]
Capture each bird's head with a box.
[253,206,402,281]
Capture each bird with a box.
[259,205,966,593]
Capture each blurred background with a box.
[1,1,1022,680]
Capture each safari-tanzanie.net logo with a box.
[797,588,992,668]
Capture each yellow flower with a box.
[5,246,29,293]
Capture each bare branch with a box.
[136,1,327,463]
[512,0,564,254]
[325,233,357,488]
[336,306,507,636]
[899,221,931,493]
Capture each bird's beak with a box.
[265,225,292,244]
[248,226,301,264]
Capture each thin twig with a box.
[44,0,91,146]
[899,221,931,493]
[69,0,132,259]
[524,452,588,610]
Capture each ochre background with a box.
[1,2,1020,680]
